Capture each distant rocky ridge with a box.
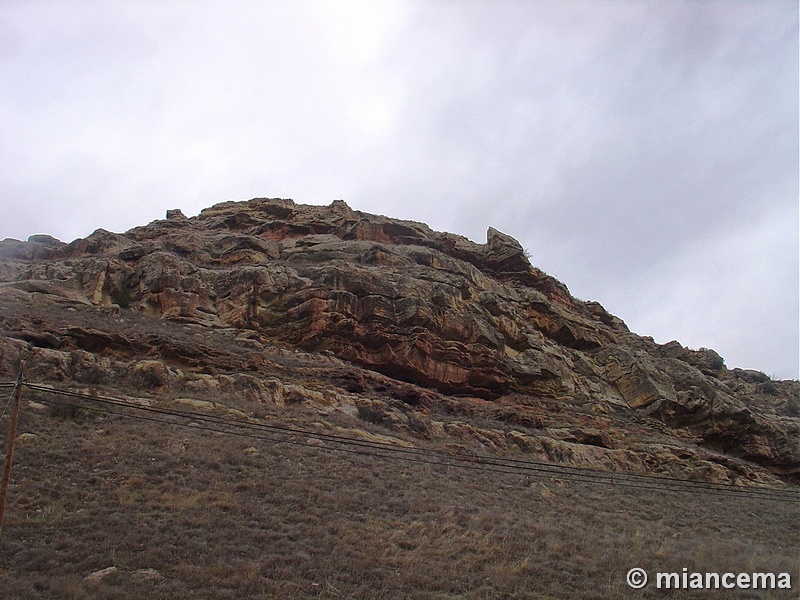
[0,198,797,484]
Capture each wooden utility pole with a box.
[0,362,25,538]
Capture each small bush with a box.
[47,401,87,420]
[760,381,780,396]
[786,395,800,417]
[69,352,110,385]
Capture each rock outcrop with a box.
[1,198,797,484]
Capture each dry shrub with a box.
[0,403,796,600]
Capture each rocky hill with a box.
[0,198,797,485]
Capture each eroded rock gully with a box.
[1,198,797,484]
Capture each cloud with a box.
[626,201,799,378]
[0,0,797,377]
[344,0,799,376]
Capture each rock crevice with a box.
[1,197,797,483]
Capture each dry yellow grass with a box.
[0,396,797,599]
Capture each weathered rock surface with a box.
[0,198,797,484]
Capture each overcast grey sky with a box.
[1,1,798,379]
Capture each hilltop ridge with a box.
[0,197,797,484]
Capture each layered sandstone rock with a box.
[0,198,797,483]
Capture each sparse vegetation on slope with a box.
[0,397,797,599]
[0,198,798,598]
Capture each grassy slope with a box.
[0,398,798,600]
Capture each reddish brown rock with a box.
[0,198,797,483]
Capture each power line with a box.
[0,391,15,424]
[36,394,798,503]
[22,382,800,500]
[16,382,800,502]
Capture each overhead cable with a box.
[17,382,800,502]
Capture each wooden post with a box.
[0,363,24,537]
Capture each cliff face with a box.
[1,198,797,483]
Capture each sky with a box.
[1,0,798,379]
